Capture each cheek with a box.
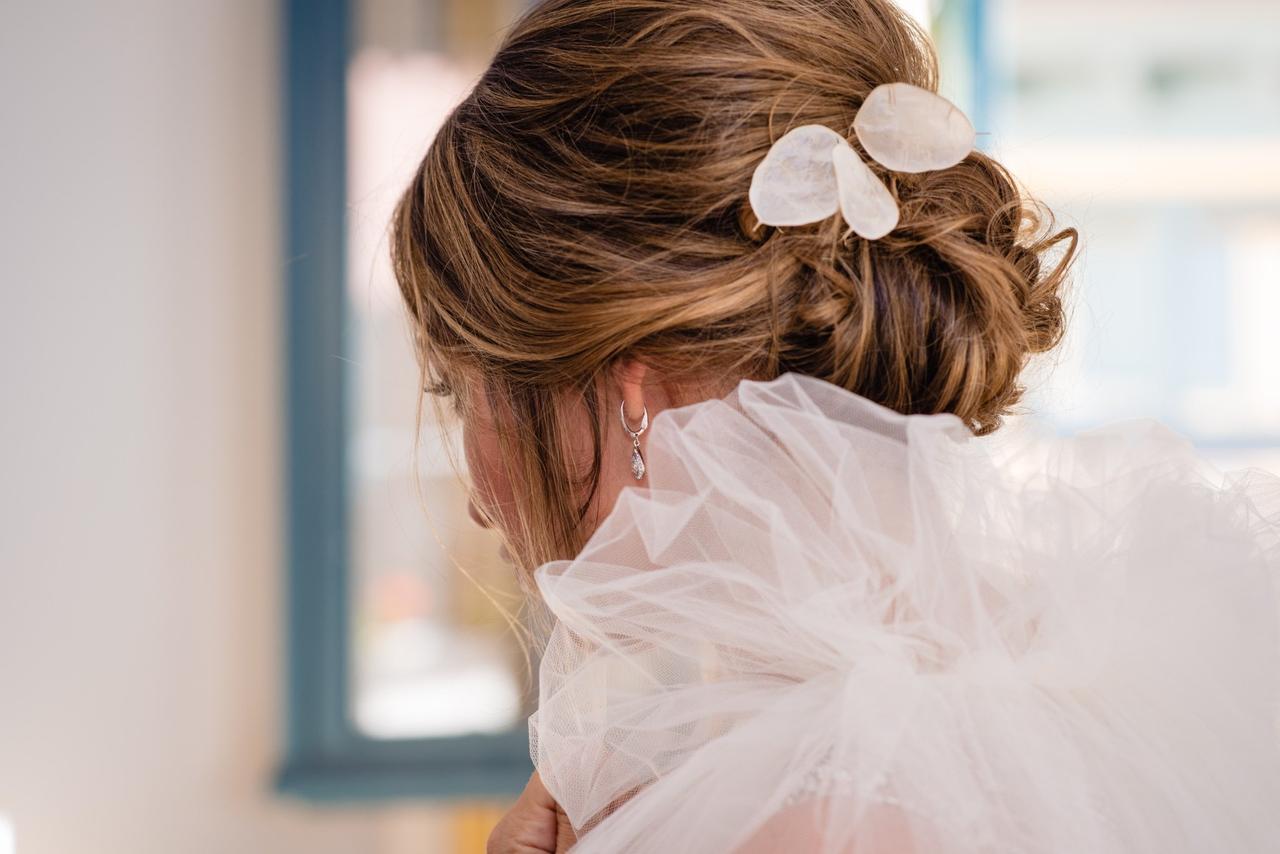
[462,414,514,527]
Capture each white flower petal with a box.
[748,124,843,227]
[853,82,975,173]
[832,140,899,240]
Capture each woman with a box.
[391,0,1280,850]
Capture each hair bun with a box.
[772,149,1076,434]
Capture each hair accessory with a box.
[620,401,649,480]
[748,83,975,240]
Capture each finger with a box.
[487,775,561,854]
[554,804,578,853]
[519,770,556,811]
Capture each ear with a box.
[613,359,650,425]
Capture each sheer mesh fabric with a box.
[528,374,1280,853]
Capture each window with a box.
[277,0,534,800]
[989,0,1280,470]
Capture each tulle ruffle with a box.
[528,373,1280,853]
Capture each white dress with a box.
[528,373,1280,853]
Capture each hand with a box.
[487,771,577,853]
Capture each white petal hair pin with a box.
[748,82,976,240]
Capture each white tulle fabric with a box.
[528,373,1280,854]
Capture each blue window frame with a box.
[275,0,531,801]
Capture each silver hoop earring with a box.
[620,401,649,480]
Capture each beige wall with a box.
[0,2,453,852]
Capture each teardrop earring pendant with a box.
[620,401,649,480]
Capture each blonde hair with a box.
[391,0,1078,573]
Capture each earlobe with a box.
[615,359,651,481]
[615,358,649,405]
[615,359,649,422]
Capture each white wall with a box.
[0,2,451,852]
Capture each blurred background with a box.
[2,0,1276,852]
